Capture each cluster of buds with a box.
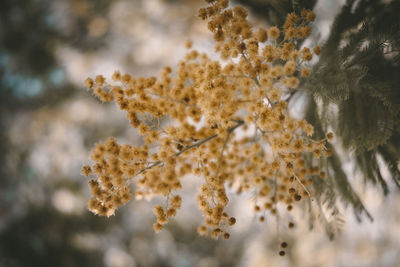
[82,0,332,240]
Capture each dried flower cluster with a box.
[82,0,332,240]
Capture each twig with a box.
[291,171,313,200]
[215,121,244,176]
[134,120,244,177]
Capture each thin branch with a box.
[134,120,245,177]
[291,171,313,200]
[215,121,244,176]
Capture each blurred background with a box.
[0,0,399,266]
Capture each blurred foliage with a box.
[304,0,400,218]
[0,206,110,267]
[0,0,117,266]
[0,0,112,104]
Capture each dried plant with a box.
[82,0,334,243]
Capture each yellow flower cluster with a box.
[82,0,332,239]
